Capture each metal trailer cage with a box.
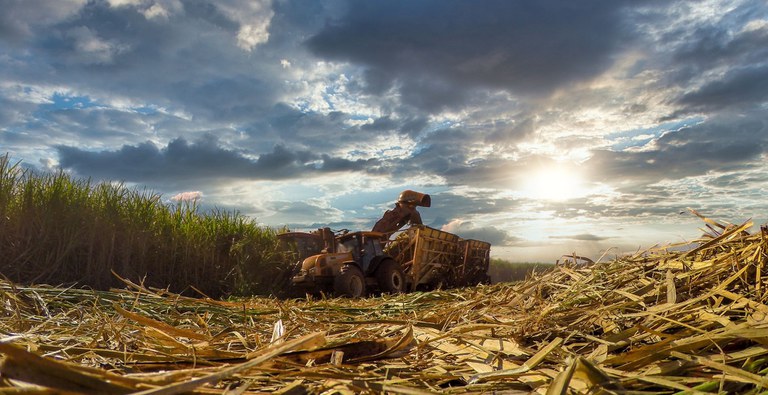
[386,225,491,291]
[457,239,492,286]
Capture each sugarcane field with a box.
[2,213,768,394]
[4,153,768,394]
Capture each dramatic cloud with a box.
[549,234,611,242]
[266,200,346,227]
[676,65,768,114]
[307,0,641,110]
[0,0,86,43]
[587,112,768,187]
[441,220,512,247]
[56,136,379,186]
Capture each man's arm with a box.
[372,204,421,233]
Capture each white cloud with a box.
[170,190,203,202]
[0,83,58,104]
[106,0,183,20]
[214,0,275,51]
[742,19,768,33]
[287,65,387,118]
[236,23,270,52]
[440,219,464,234]
[106,0,144,6]
[143,3,170,20]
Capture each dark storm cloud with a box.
[47,108,150,140]
[303,221,362,231]
[587,113,768,186]
[428,191,520,220]
[56,136,379,183]
[674,65,768,115]
[266,201,348,228]
[3,1,287,122]
[243,105,429,155]
[540,193,688,221]
[674,21,768,70]
[658,3,768,118]
[456,226,512,247]
[549,234,611,242]
[390,127,518,188]
[706,172,768,189]
[364,116,431,138]
[0,95,34,126]
[444,221,513,247]
[668,5,768,81]
[0,1,82,43]
[259,105,357,150]
[485,116,537,145]
[360,116,397,132]
[399,117,429,136]
[408,129,472,175]
[307,0,641,110]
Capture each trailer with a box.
[289,225,491,297]
[386,225,491,291]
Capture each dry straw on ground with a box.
[2,211,768,394]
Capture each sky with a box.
[1,0,768,263]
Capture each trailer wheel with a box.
[334,265,366,298]
[376,259,405,293]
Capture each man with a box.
[372,190,429,234]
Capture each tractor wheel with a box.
[376,259,405,294]
[334,265,366,298]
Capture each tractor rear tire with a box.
[334,265,366,298]
[376,259,405,294]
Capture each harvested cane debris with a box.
[3,213,768,393]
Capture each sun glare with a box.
[521,165,587,201]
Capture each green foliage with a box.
[489,258,553,283]
[0,154,289,298]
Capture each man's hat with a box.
[398,190,431,207]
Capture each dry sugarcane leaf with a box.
[670,351,768,387]
[113,303,210,341]
[571,357,623,390]
[666,269,677,304]
[34,344,184,363]
[715,289,768,316]
[274,326,414,366]
[634,375,702,392]
[682,220,753,259]
[468,337,563,384]
[414,327,517,370]
[272,379,307,395]
[0,342,141,394]
[131,331,325,395]
[545,357,576,395]
[348,325,415,362]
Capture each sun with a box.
[520,165,587,201]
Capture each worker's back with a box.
[372,190,430,234]
[372,203,422,234]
